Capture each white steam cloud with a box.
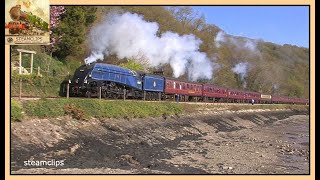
[215,31,260,53]
[232,62,249,81]
[214,31,225,48]
[85,12,218,81]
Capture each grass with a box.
[10,51,81,97]
[11,99,22,122]
[11,98,308,121]
[23,99,184,120]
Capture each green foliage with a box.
[52,6,97,59]
[14,98,308,121]
[10,46,81,97]
[11,100,22,122]
[23,99,184,119]
[119,60,144,72]
[286,76,305,97]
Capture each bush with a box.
[64,104,86,120]
[11,100,22,122]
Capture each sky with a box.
[192,6,309,48]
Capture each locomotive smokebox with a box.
[9,5,27,21]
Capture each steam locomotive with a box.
[5,5,49,35]
[62,63,309,105]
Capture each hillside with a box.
[10,6,309,98]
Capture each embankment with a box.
[10,99,309,174]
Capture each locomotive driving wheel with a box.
[112,88,121,99]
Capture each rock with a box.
[46,142,54,147]
[70,144,80,154]
[228,167,233,170]
[120,155,140,166]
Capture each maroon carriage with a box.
[245,91,261,103]
[164,79,202,101]
[227,88,246,103]
[202,84,228,102]
[272,95,291,104]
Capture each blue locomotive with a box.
[68,63,164,99]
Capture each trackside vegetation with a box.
[23,99,183,120]
[11,98,308,121]
[11,99,23,122]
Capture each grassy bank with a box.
[11,99,23,122]
[11,49,81,97]
[11,98,309,121]
[22,99,183,120]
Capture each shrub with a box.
[64,103,86,120]
[11,100,22,122]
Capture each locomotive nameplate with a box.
[5,0,50,45]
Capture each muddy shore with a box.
[11,109,309,174]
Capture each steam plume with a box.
[85,12,218,81]
[232,62,249,80]
[215,31,260,53]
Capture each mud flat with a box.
[11,109,309,174]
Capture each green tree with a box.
[52,6,97,60]
[119,60,144,72]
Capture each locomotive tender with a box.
[65,62,309,105]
